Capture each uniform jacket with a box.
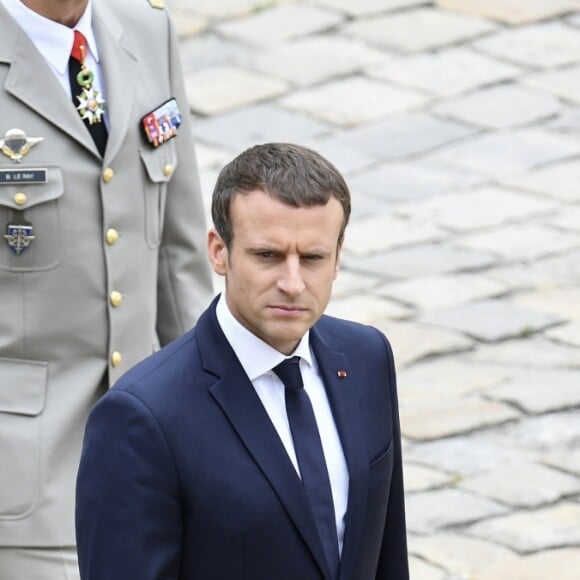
[0,0,212,546]
[76,297,409,580]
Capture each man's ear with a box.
[207,228,228,276]
[334,242,343,280]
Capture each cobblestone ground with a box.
[166,1,580,577]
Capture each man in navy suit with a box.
[75,143,409,580]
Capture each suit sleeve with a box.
[375,334,410,580]
[156,9,214,345]
[76,390,182,580]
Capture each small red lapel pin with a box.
[337,370,347,378]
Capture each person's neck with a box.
[19,0,88,27]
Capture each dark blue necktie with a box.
[273,356,339,579]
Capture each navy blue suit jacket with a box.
[76,298,409,579]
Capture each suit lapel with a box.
[310,325,370,580]
[0,7,96,156]
[92,2,138,164]
[198,302,331,580]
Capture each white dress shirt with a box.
[1,0,107,107]
[216,294,350,554]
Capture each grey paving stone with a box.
[431,129,580,177]
[315,0,426,17]
[185,66,288,115]
[401,396,520,440]
[472,548,580,580]
[433,84,560,129]
[474,21,580,68]
[524,65,580,106]
[343,214,445,255]
[467,503,580,552]
[343,243,498,279]
[397,358,509,404]
[487,369,580,414]
[501,159,580,203]
[410,533,518,578]
[395,186,556,232]
[467,336,580,369]
[171,11,207,38]
[342,8,495,53]
[330,269,381,299]
[459,462,580,508]
[325,294,412,324]
[407,435,538,476]
[485,250,580,289]
[281,77,429,126]
[331,113,477,160]
[547,205,580,233]
[418,299,563,342]
[458,224,580,261]
[546,321,580,348]
[252,36,387,86]
[406,489,509,534]
[514,286,580,320]
[168,0,270,18]
[543,448,580,477]
[378,273,507,311]
[193,104,331,151]
[368,47,521,97]
[303,139,376,175]
[408,556,446,580]
[547,103,580,134]
[217,4,344,45]
[374,321,475,368]
[178,34,256,73]
[437,0,580,25]
[404,463,455,493]
[348,160,483,203]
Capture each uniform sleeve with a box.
[76,390,182,580]
[156,10,214,345]
[375,335,410,580]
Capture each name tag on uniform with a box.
[141,98,182,148]
[0,169,47,185]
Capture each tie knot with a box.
[71,30,88,63]
[273,356,303,390]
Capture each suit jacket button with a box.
[106,228,119,245]
[103,168,115,183]
[163,164,173,177]
[14,192,27,206]
[110,291,123,307]
[111,351,122,367]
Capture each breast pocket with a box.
[0,358,48,518]
[139,143,178,248]
[0,166,64,272]
[368,440,394,489]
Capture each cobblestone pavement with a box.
[167,1,580,577]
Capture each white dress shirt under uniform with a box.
[216,294,350,555]
[1,0,107,114]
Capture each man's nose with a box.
[277,258,306,295]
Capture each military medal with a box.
[71,32,106,125]
[141,98,182,148]
[0,128,43,163]
[4,213,35,255]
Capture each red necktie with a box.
[68,30,108,156]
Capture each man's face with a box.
[208,190,344,355]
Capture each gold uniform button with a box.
[111,351,122,367]
[103,168,114,183]
[14,192,27,206]
[163,164,173,177]
[106,228,119,245]
[110,291,123,307]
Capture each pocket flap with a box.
[0,166,63,210]
[139,144,178,183]
[0,358,48,416]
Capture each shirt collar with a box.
[216,293,313,381]
[1,0,99,75]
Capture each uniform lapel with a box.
[198,302,331,580]
[310,324,370,580]
[0,6,96,156]
[92,2,138,164]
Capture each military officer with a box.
[0,0,213,578]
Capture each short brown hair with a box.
[211,143,351,249]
